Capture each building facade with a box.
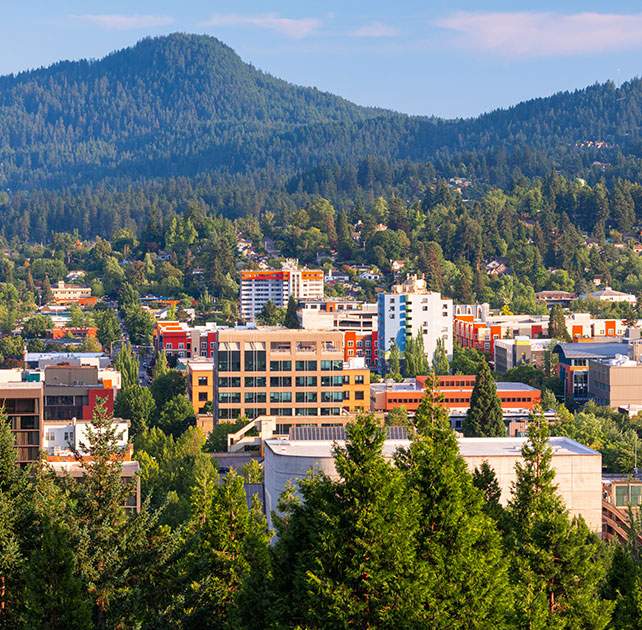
[588,356,642,409]
[377,276,453,372]
[50,281,92,304]
[240,265,324,321]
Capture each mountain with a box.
[1,33,641,193]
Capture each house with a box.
[586,287,636,305]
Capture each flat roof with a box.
[554,342,630,359]
[265,436,597,459]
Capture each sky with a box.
[2,1,642,118]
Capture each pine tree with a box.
[472,460,505,525]
[115,342,139,389]
[284,296,300,329]
[0,406,19,492]
[432,337,450,375]
[463,358,506,437]
[271,412,428,628]
[507,411,613,628]
[151,350,169,381]
[548,303,571,341]
[396,372,512,626]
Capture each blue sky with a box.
[2,1,642,118]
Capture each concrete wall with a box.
[264,442,602,534]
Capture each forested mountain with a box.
[0,32,641,239]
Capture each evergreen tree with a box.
[257,301,285,326]
[548,303,571,342]
[114,385,155,437]
[396,373,512,626]
[164,468,271,628]
[114,342,139,389]
[284,296,300,329]
[41,274,54,305]
[95,309,121,353]
[271,412,427,627]
[507,410,612,629]
[463,359,506,437]
[388,342,402,380]
[432,337,450,375]
[0,406,19,492]
[472,460,505,525]
[151,350,169,381]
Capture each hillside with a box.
[0,33,641,192]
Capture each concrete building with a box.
[43,417,129,457]
[494,337,553,374]
[535,290,577,308]
[263,431,602,533]
[186,327,370,422]
[240,261,324,321]
[377,275,453,372]
[588,354,642,409]
[50,281,92,304]
[371,375,541,420]
[43,364,120,421]
[586,287,637,304]
[25,352,111,370]
[0,373,44,466]
[554,342,630,405]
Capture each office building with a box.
[0,372,44,466]
[264,430,602,533]
[240,262,324,321]
[186,327,370,422]
[377,275,453,372]
[494,337,553,374]
[588,355,642,409]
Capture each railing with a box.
[602,500,642,544]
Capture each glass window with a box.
[245,392,267,404]
[218,392,241,404]
[295,376,317,387]
[244,376,266,388]
[270,360,292,372]
[321,391,344,403]
[198,376,209,386]
[218,350,240,372]
[245,350,266,371]
[219,376,241,388]
[296,360,317,371]
[198,392,208,401]
[296,392,317,403]
[270,391,292,403]
[270,376,292,388]
[321,375,344,387]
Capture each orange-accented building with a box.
[240,262,324,321]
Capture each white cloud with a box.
[352,22,399,38]
[203,13,321,39]
[436,11,642,57]
[70,14,174,31]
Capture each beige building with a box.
[211,327,369,421]
[264,433,602,533]
[589,356,642,409]
[50,281,92,303]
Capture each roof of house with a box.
[553,342,630,360]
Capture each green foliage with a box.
[257,300,285,326]
[451,343,485,375]
[114,385,155,437]
[21,315,52,338]
[549,303,572,341]
[463,358,506,437]
[432,337,450,375]
[386,406,410,427]
[204,419,248,453]
[95,309,121,351]
[114,342,139,389]
[155,394,195,437]
[283,295,300,329]
[404,331,430,377]
[271,412,428,627]
[150,370,186,410]
[507,410,612,628]
[472,460,506,525]
[151,350,169,381]
[387,341,402,380]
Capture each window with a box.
[198,376,209,386]
[245,408,267,419]
[296,360,317,371]
[198,392,208,401]
[270,360,292,372]
[296,392,317,403]
[270,376,292,388]
[270,392,292,403]
[615,485,642,507]
[245,392,266,404]
[321,391,344,403]
[296,376,317,387]
[320,360,342,371]
[218,350,240,372]
[295,407,319,416]
[219,408,241,420]
[270,342,291,353]
[320,407,341,416]
[321,375,343,387]
[244,376,266,388]
[355,375,365,384]
[296,341,317,353]
[218,392,241,404]
[245,350,266,371]
[165,342,173,349]
[219,376,241,388]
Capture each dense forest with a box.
[1,33,642,242]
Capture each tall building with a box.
[240,261,324,321]
[377,275,453,372]
[185,327,370,422]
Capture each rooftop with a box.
[265,435,597,459]
[554,342,630,360]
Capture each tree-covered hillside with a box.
[1,32,641,194]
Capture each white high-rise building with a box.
[240,261,324,320]
[377,275,453,372]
